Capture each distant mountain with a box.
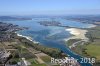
[0,16,32,21]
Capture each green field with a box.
[40,56,51,62]
[85,44,100,60]
[85,26,100,61]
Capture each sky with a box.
[0,0,100,15]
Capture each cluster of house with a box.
[0,22,21,42]
[0,22,31,66]
[0,48,31,66]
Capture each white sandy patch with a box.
[15,32,39,44]
[64,28,89,41]
[87,24,97,28]
[17,33,33,41]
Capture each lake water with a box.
[3,17,92,66]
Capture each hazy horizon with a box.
[0,0,100,16]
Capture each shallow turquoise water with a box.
[3,17,92,66]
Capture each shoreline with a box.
[87,24,97,28]
[64,24,97,49]
[65,28,89,41]
[64,24,97,42]
[15,32,39,44]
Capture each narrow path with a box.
[69,39,88,49]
